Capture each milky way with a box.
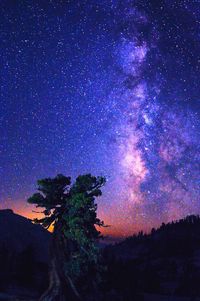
[0,1,200,238]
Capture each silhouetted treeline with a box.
[101,214,200,300]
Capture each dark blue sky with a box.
[1,1,200,237]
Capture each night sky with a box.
[1,1,200,238]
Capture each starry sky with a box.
[1,0,200,238]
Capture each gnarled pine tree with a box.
[28,174,106,301]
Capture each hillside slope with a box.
[103,215,200,300]
[0,209,50,299]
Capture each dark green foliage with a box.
[28,173,106,299]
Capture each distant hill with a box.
[107,214,200,260]
[0,209,50,299]
[0,209,50,262]
[103,215,200,300]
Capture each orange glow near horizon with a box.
[0,197,164,239]
[0,201,148,238]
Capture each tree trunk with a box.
[39,258,63,301]
[39,223,82,301]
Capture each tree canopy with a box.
[28,173,106,300]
